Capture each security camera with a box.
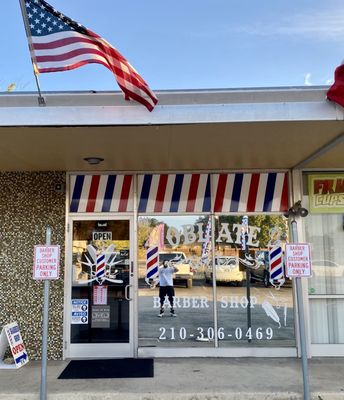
[291,200,302,214]
[299,207,309,217]
[286,201,308,218]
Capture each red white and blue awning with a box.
[69,172,288,213]
[70,174,133,213]
[213,172,288,213]
[138,173,211,213]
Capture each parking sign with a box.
[33,245,60,280]
[285,243,312,278]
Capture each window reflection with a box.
[215,215,295,347]
[138,214,295,348]
[138,216,214,347]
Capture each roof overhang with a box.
[0,87,343,171]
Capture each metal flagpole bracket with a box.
[37,95,46,107]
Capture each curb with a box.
[1,393,344,400]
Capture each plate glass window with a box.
[215,215,295,347]
[137,216,214,347]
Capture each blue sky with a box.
[1,0,344,93]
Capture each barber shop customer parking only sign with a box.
[285,243,312,278]
[33,245,60,280]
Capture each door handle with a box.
[125,284,132,301]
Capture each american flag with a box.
[23,0,158,111]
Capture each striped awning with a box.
[69,172,288,213]
[138,174,211,213]
[213,172,288,213]
[70,174,133,213]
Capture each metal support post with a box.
[291,219,310,400]
[246,268,252,343]
[211,214,218,347]
[241,216,251,343]
[40,226,51,400]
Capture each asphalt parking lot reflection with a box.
[138,278,295,346]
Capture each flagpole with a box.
[18,0,46,106]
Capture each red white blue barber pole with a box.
[145,246,159,288]
[201,218,211,265]
[96,253,106,278]
[269,245,285,289]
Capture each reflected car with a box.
[249,251,270,288]
[204,256,245,285]
[159,251,194,288]
[312,260,344,277]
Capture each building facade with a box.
[0,88,343,360]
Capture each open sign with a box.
[92,232,112,241]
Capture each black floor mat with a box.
[58,358,154,379]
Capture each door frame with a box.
[63,214,136,359]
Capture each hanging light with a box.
[83,157,104,165]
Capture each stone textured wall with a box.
[0,172,65,360]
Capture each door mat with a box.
[58,358,154,379]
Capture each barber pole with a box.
[269,246,285,289]
[201,218,211,264]
[145,246,159,288]
[96,254,106,278]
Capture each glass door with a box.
[66,217,134,358]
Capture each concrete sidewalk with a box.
[0,358,343,400]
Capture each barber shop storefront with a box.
[66,171,294,358]
[0,88,343,360]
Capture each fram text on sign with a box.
[309,174,344,213]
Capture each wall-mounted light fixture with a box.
[83,157,104,165]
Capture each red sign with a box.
[93,285,108,305]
